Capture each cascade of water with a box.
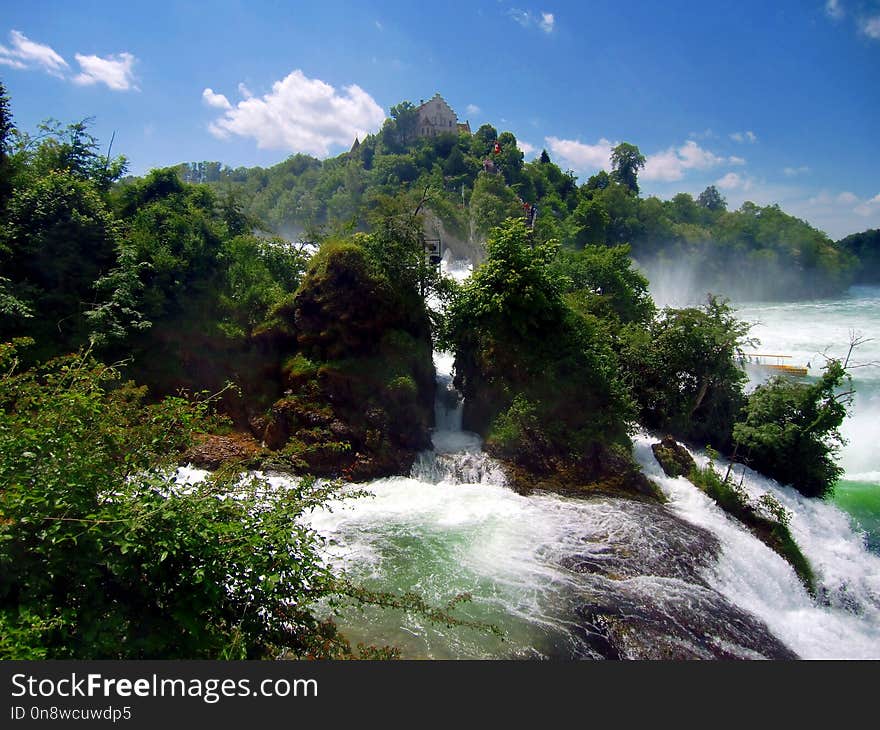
[271,267,880,658]
[409,349,508,486]
[406,256,510,486]
[632,433,880,658]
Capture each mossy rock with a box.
[495,446,665,503]
[183,432,264,470]
[254,239,434,481]
[688,461,815,595]
[651,436,696,478]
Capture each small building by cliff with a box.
[416,93,471,138]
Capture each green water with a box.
[835,481,880,553]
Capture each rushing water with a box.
[304,352,801,659]
[297,272,880,658]
[734,286,880,553]
[179,267,876,659]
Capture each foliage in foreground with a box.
[0,341,329,658]
[0,342,483,658]
[689,451,814,594]
[733,360,852,499]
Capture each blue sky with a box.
[1,0,878,238]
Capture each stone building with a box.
[416,93,471,138]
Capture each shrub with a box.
[733,360,850,498]
[0,341,341,658]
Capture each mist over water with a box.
[637,251,846,308]
[732,290,880,473]
[643,254,880,549]
[642,255,879,483]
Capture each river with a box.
[295,276,880,659]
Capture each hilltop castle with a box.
[350,94,471,153]
[416,93,471,137]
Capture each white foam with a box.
[634,434,880,658]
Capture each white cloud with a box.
[825,0,844,20]
[0,30,137,92]
[0,56,26,70]
[862,15,880,39]
[0,29,68,77]
[678,140,725,169]
[716,172,753,191]
[643,148,686,182]
[518,140,537,157]
[509,9,531,27]
[73,52,138,91]
[238,82,253,99]
[642,140,727,182]
[729,155,747,165]
[730,130,757,143]
[855,194,880,216]
[508,8,556,33]
[688,128,716,140]
[374,20,384,31]
[794,190,880,235]
[466,103,481,116]
[784,165,810,177]
[545,136,615,171]
[205,70,386,157]
[203,88,232,110]
[810,190,879,217]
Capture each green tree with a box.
[733,359,852,498]
[697,185,727,212]
[17,119,127,193]
[569,197,610,247]
[472,123,498,155]
[610,142,646,195]
[584,170,611,192]
[469,170,522,235]
[0,341,344,658]
[387,101,419,150]
[553,244,655,329]
[622,295,753,450]
[443,219,634,482]
[0,170,120,359]
[363,188,440,301]
[495,131,524,187]
[0,80,15,209]
[838,228,880,284]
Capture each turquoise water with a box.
[277,281,880,658]
[734,286,880,553]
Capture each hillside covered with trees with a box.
[174,100,858,301]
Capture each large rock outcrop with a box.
[254,241,434,481]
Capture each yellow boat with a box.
[743,353,808,377]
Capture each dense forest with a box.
[839,228,880,283]
[172,101,858,301]
[0,82,863,658]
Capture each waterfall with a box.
[409,350,508,486]
[184,268,880,658]
[299,258,819,659]
[633,433,880,658]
